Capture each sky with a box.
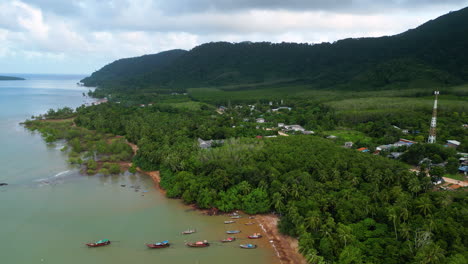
[1,0,467,74]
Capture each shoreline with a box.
[140,168,306,264]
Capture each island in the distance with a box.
[0,75,25,80]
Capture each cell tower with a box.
[427,91,439,143]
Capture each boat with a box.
[248,233,262,239]
[186,240,210,247]
[230,215,241,219]
[226,230,241,234]
[146,240,170,248]
[240,244,257,249]
[224,220,235,224]
[86,239,111,247]
[248,216,255,219]
[221,237,236,243]
[245,222,255,225]
[181,229,196,235]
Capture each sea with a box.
[0,74,278,264]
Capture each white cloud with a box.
[0,0,467,73]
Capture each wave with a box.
[35,170,72,184]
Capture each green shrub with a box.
[108,164,121,174]
[99,168,110,175]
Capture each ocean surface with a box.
[0,74,278,264]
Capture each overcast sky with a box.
[1,0,467,74]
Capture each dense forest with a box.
[65,102,467,263]
[82,7,468,94]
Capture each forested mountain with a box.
[82,7,468,91]
[0,75,25,80]
[80,49,187,87]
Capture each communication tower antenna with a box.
[427,91,439,143]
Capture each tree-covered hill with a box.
[81,6,468,92]
[0,75,25,80]
[80,49,187,87]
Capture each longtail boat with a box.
[224,220,235,224]
[240,244,257,249]
[86,239,111,247]
[186,240,210,247]
[248,233,262,239]
[181,229,196,235]
[146,240,170,248]
[226,230,241,234]
[221,237,236,243]
[230,215,241,219]
[245,222,255,225]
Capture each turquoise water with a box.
[0,75,278,264]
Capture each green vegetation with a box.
[0,75,25,80]
[23,112,133,175]
[66,99,467,263]
[83,7,468,97]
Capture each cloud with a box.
[0,0,467,74]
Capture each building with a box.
[357,147,369,153]
[284,125,305,132]
[272,107,292,112]
[393,138,417,147]
[303,130,314,135]
[459,166,468,175]
[446,140,461,148]
[344,142,353,148]
[277,123,285,128]
[327,135,337,139]
[256,118,265,123]
[376,145,392,151]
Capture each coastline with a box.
[140,167,306,264]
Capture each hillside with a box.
[82,7,468,92]
[0,75,25,80]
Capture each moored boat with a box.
[245,222,254,225]
[181,229,196,234]
[146,240,170,248]
[221,237,236,242]
[240,243,257,249]
[224,220,236,224]
[230,215,241,219]
[248,233,262,239]
[186,240,210,247]
[226,230,241,234]
[86,239,111,247]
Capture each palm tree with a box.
[417,243,445,264]
[306,211,322,232]
[337,223,353,247]
[416,196,434,216]
[388,207,399,240]
[271,192,285,213]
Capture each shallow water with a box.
[0,75,278,264]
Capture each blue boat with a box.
[226,230,241,234]
[240,244,257,249]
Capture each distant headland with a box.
[0,75,25,81]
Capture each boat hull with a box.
[146,243,170,248]
[186,242,210,247]
[240,244,257,249]
[86,241,111,247]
